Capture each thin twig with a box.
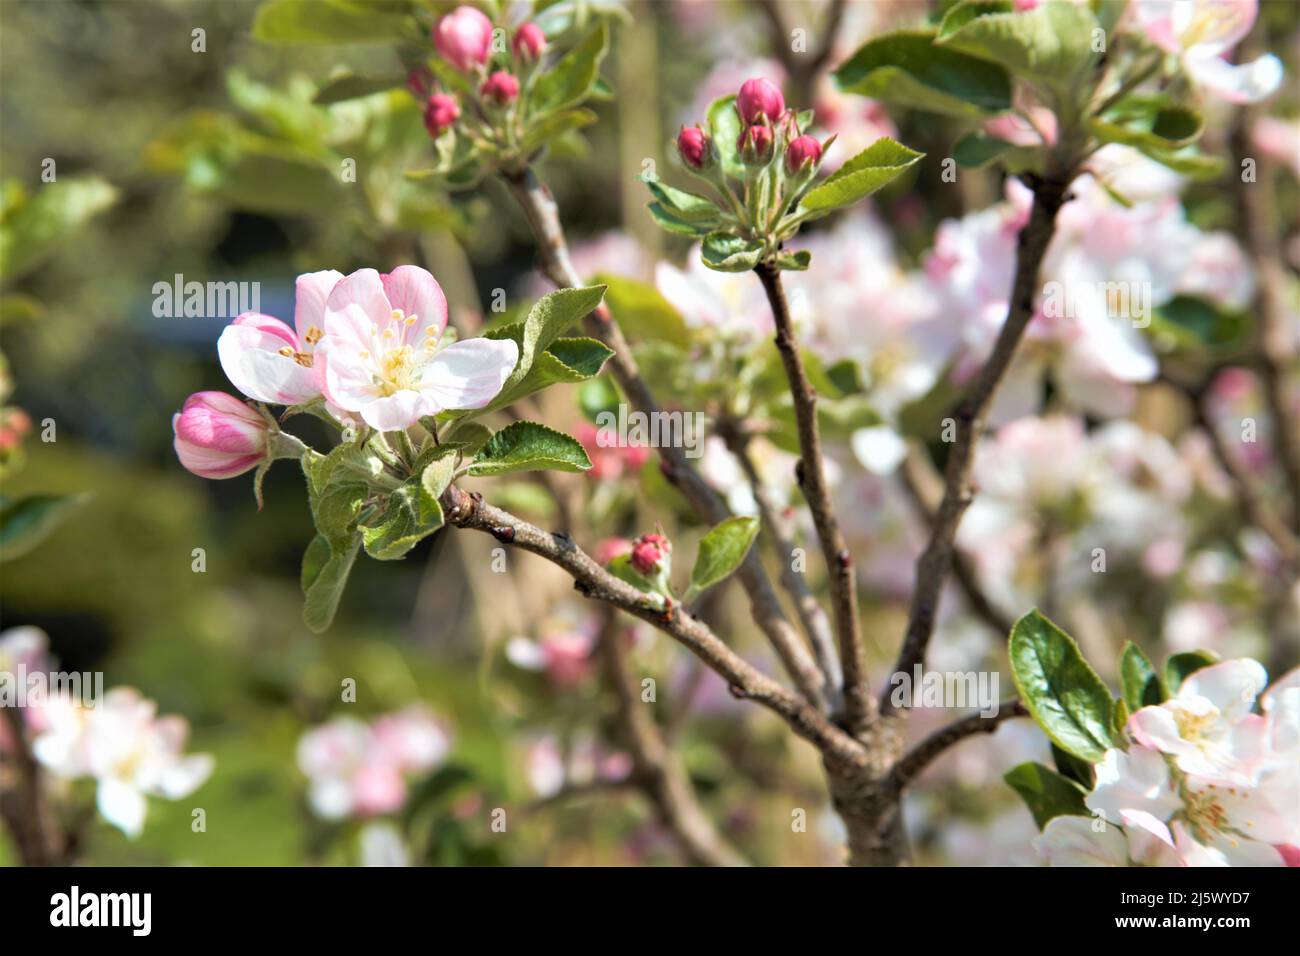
[885,177,1071,714]
[595,605,749,866]
[0,706,60,866]
[755,261,869,733]
[500,166,829,712]
[889,700,1028,792]
[438,483,868,771]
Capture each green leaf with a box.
[1009,609,1115,763]
[606,552,659,594]
[776,249,811,271]
[706,95,745,179]
[0,177,119,282]
[1093,95,1204,150]
[420,445,459,503]
[360,477,444,560]
[1163,651,1218,695]
[700,232,763,272]
[521,108,598,154]
[1004,761,1088,830]
[485,285,607,399]
[937,0,1014,37]
[467,421,592,477]
[952,131,1019,168]
[1149,295,1250,351]
[646,201,715,236]
[937,1,1101,91]
[640,177,721,223]
[483,336,614,411]
[833,30,1013,117]
[595,274,691,347]
[1051,742,1095,789]
[302,444,382,545]
[252,0,414,44]
[301,533,360,633]
[799,137,924,216]
[532,23,609,115]
[689,516,759,596]
[1119,641,1164,713]
[441,421,493,457]
[0,494,87,562]
[312,72,407,105]
[1111,697,1131,741]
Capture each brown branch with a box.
[755,261,870,733]
[889,700,1028,792]
[500,166,829,712]
[595,606,749,866]
[897,446,1015,637]
[756,0,846,105]
[885,177,1071,714]
[0,705,60,866]
[724,428,843,703]
[438,483,868,771]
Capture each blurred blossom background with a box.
[1,0,1297,866]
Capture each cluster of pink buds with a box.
[630,533,672,578]
[419,6,547,140]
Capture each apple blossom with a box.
[217,269,342,406]
[785,134,823,173]
[315,266,518,431]
[512,22,546,63]
[630,533,671,577]
[31,688,213,839]
[434,5,494,73]
[506,625,597,687]
[481,70,520,106]
[737,77,784,125]
[1132,0,1283,103]
[424,93,461,137]
[172,391,269,479]
[676,125,711,170]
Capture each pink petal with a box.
[418,338,519,412]
[294,270,344,341]
[381,265,449,344]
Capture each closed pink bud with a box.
[737,77,785,125]
[480,70,520,105]
[676,125,711,169]
[434,5,494,72]
[513,22,546,63]
[424,93,461,137]
[785,134,823,173]
[738,123,774,164]
[630,533,672,576]
[172,392,268,479]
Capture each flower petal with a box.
[295,269,344,341]
[382,265,448,344]
[97,777,148,839]
[218,320,320,405]
[358,390,433,431]
[418,337,519,412]
[1187,50,1283,104]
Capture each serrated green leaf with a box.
[706,94,745,178]
[700,232,763,272]
[833,30,1013,117]
[1119,641,1164,713]
[689,516,759,595]
[647,201,715,236]
[302,533,360,633]
[532,23,609,115]
[1004,761,1088,830]
[937,1,1101,91]
[0,493,87,562]
[799,137,924,216]
[483,336,614,411]
[1009,609,1115,763]
[485,285,607,399]
[640,177,720,222]
[360,476,444,560]
[467,421,592,477]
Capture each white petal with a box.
[218,324,320,405]
[98,778,148,839]
[156,753,214,799]
[418,338,520,412]
[358,390,432,431]
[1034,816,1129,866]
[1188,51,1284,104]
[294,269,343,340]
[1182,658,1267,717]
[851,425,907,475]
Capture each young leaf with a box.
[1009,609,1115,763]
[647,202,715,236]
[689,516,760,596]
[485,285,607,396]
[252,0,414,45]
[360,478,444,561]
[937,1,1101,92]
[776,250,811,271]
[482,337,614,412]
[1004,761,1088,830]
[706,95,746,179]
[833,30,1013,117]
[467,421,592,477]
[521,108,598,155]
[700,232,763,272]
[0,493,87,562]
[640,177,721,223]
[301,532,361,633]
[532,23,609,115]
[1163,650,1218,695]
[799,138,924,216]
[1119,641,1164,713]
[1050,742,1095,790]
[312,73,406,105]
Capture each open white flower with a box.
[1133,0,1283,103]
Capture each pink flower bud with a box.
[630,533,672,576]
[480,70,520,106]
[737,123,774,164]
[677,125,711,169]
[424,93,461,137]
[434,5,494,72]
[737,77,785,125]
[406,67,433,99]
[172,392,268,479]
[513,22,546,63]
[785,134,823,173]
[596,537,633,564]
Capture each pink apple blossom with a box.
[480,70,519,106]
[512,22,546,63]
[1133,0,1282,103]
[424,93,461,137]
[434,5,494,72]
[217,269,341,406]
[315,266,518,431]
[172,391,269,479]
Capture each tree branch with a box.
[595,606,748,866]
[0,706,60,866]
[755,261,870,733]
[438,483,868,771]
[885,177,1071,713]
[500,166,829,712]
[889,700,1028,792]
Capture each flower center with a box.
[378,345,421,395]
